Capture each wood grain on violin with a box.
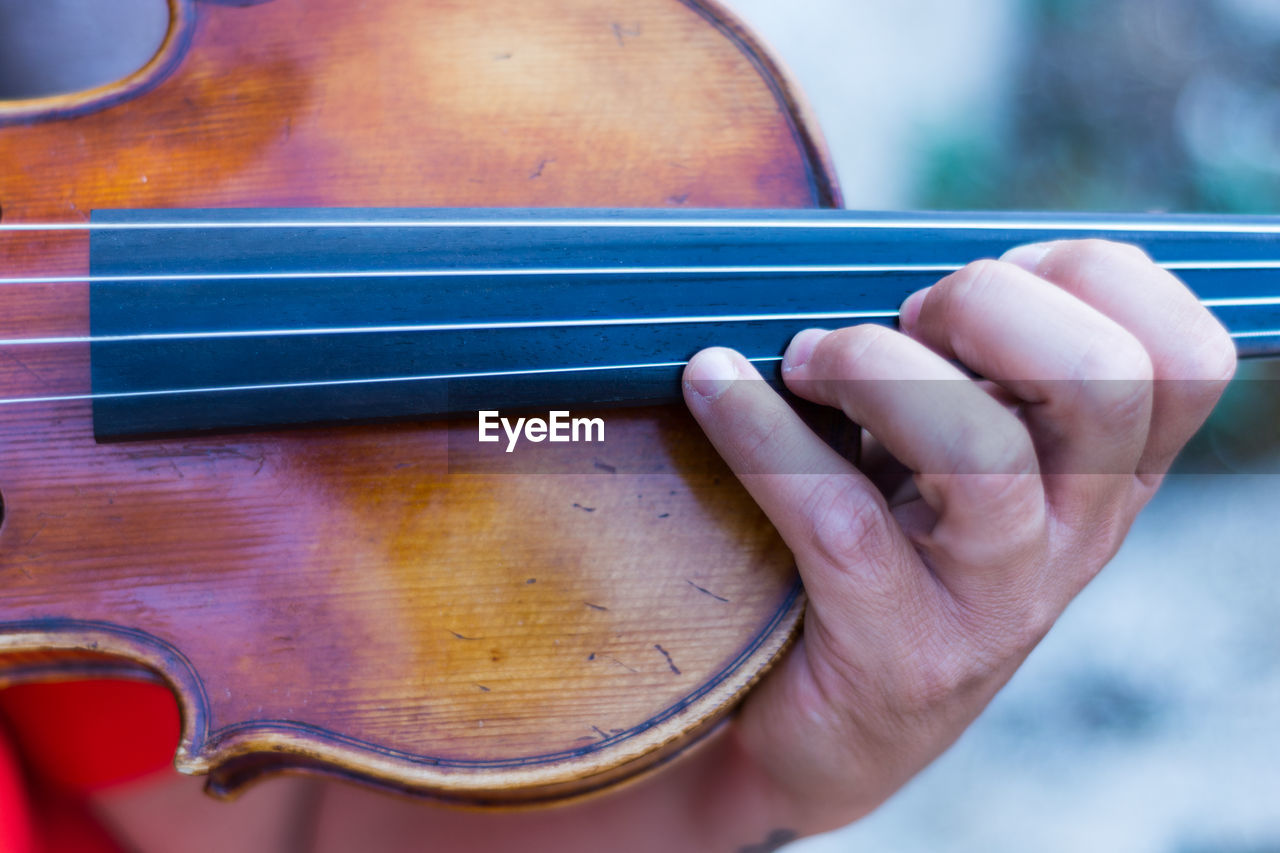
[0,0,837,803]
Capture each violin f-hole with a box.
[0,0,191,127]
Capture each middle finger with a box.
[900,259,1155,514]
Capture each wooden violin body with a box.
[0,0,838,803]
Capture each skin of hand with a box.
[679,239,1238,838]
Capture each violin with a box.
[0,0,1276,807]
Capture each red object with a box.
[0,723,35,853]
[0,680,179,852]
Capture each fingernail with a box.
[782,328,830,372]
[1000,242,1053,272]
[898,288,930,333]
[685,347,739,400]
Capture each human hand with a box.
[681,239,1236,834]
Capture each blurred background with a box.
[716,0,1280,851]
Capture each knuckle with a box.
[1091,380,1153,442]
[1080,511,1133,571]
[1001,489,1049,554]
[898,600,1056,716]
[952,470,1044,533]
[1072,325,1154,383]
[930,259,1004,322]
[1204,327,1238,384]
[1037,240,1154,296]
[949,415,1038,477]
[821,324,894,379]
[1102,238,1151,264]
[1013,596,1061,648]
[1067,328,1154,429]
[927,409,1040,494]
[895,635,1002,715]
[920,418,1045,556]
[1065,238,1151,269]
[1148,313,1237,424]
[949,258,1006,301]
[797,475,898,572]
[1179,314,1238,384]
[923,473,1046,574]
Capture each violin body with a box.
[0,0,839,803]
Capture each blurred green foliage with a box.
[914,0,1280,214]
[911,0,1280,469]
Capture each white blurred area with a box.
[721,0,1021,209]
[718,1,1280,851]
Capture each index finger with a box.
[681,347,935,635]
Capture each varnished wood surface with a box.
[0,0,837,802]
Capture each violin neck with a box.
[87,208,1280,439]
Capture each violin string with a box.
[0,310,903,347]
[0,264,964,286]
[4,216,1280,234]
[0,328,1274,408]
[3,257,1280,288]
[0,255,1267,348]
[0,291,1275,348]
[1232,329,1280,338]
[0,357,777,406]
[0,225,1275,403]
